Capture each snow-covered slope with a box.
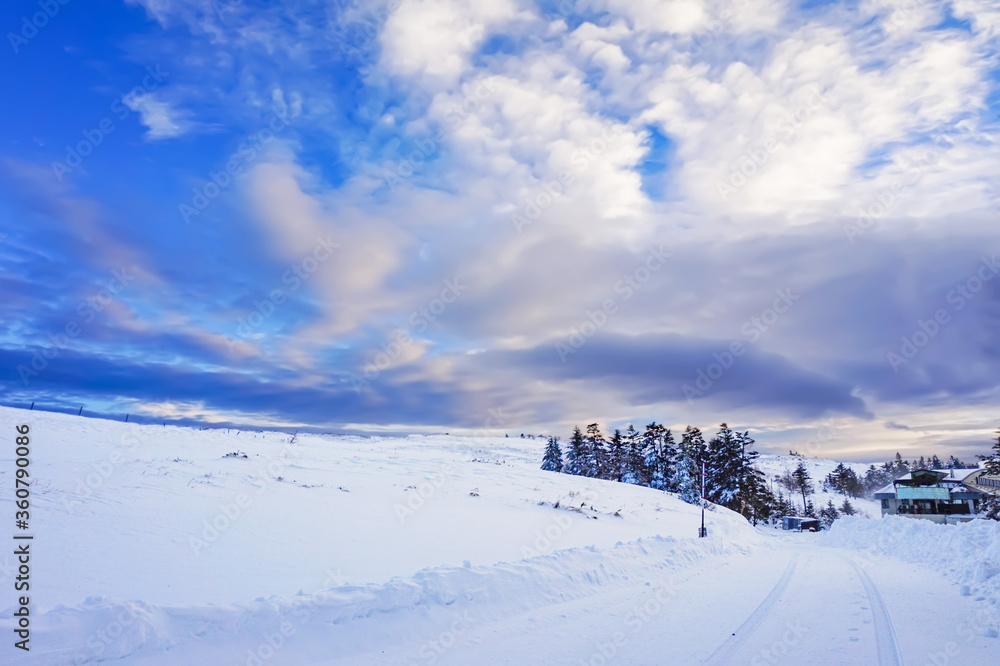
[0,406,758,663]
[756,453,882,517]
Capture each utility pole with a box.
[699,460,707,538]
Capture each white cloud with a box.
[125,94,190,140]
[379,0,524,83]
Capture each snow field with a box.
[0,406,760,663]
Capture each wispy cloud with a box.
[125,94,191,140]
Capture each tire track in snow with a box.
[847,558,903,666]
[702,553,799,665]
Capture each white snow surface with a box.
[0,406,997,665]
[825,516,1000,628]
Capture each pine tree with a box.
[820,500,840,529]
[804,499,817,518]
[826,463,863,497]
[840,498,855,516]
[607,429,625,482]
[978,429,1000,476]
[742,466,774,526]
[736,430,761,511]
[541,436,563,472]
[704,424,761,516]
[792,462,814,514]
[565,427,587,476]
[980,495,1000,521]
[621,425,645,485]
[643,423,675,490]
[862,464,891,496]
[775,493,794,517]
[670,454,701,505]
[679,426,707,469]
[705,423,743,509]
[585,423,607,478]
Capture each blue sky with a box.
[2,0,999,460]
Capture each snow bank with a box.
[0,531,758,665]
[825,516,1000,633]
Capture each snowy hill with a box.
[756,453,882,517]
[1,406,997,665]
[0,406,756,663]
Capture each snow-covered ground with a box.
[0,406,997,665]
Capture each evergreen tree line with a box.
[541,424,1000,526]
[541,422,776,525]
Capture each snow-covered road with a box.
[374,539,996,666]
[104,535,996,666]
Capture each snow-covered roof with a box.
[892,468,979,483]
[873,482,896,497]
[873,469,984,499]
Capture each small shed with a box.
[782,516,820,531]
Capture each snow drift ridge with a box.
[1,528,759,665]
